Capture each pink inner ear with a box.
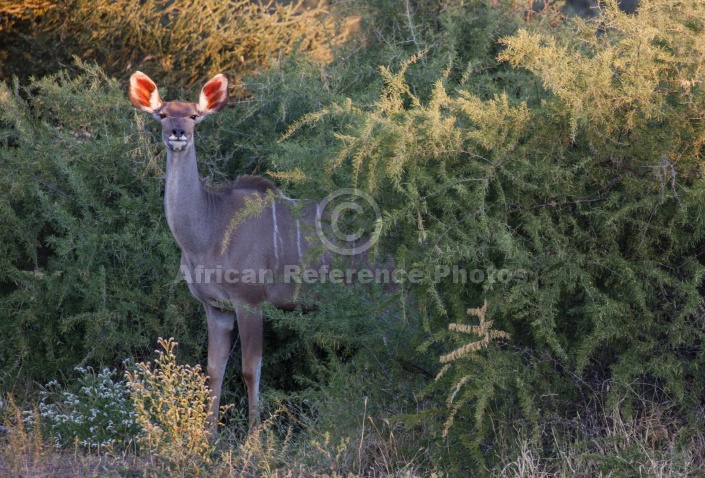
[133,77,156,107]
[203,80,225,110]
[203,80,223,98]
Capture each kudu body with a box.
[129,72,322,431]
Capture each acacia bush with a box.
[0,62,206,385]
[267,0,705,472]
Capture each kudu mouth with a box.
[164,126,192,152]
[166,133,191,151]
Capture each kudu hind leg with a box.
[235,303,264,429]
[205,305,235,435]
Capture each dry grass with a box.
[0,338,433,477]
[6,377,701,477]
[0,396,145,477]
[209,397,434,477]
[498,402,705,478]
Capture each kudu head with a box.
[128,71,229,152]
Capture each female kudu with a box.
[128,72,322,432]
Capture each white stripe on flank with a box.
[296,219,302,261]
[272,202,279,269]
[278,218,284,257]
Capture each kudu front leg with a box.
[205,305,235,436]
[235,303,264,430]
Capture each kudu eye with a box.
[158,113,167,119]
[190,114,199,120]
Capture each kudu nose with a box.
[171,128,186,138]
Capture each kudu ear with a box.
[128,71,163,113]
[197,74,229,116]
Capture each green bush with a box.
[270,0,705,472]
[0,62,205,385]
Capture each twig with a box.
[404,0,421,55]
[358,396,368,472]
[513,197,608,211]
[361,343,392,382]
[32,175,80,205]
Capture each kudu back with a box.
[129,72,324,432]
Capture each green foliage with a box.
[35,366,139,449]
[499,0,705,168]
[270,0,705,471]
[0,62,204,386]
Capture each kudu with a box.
[128,72,324,432]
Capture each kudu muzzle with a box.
[164,119,192,152]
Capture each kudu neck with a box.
[164,145,213,253]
